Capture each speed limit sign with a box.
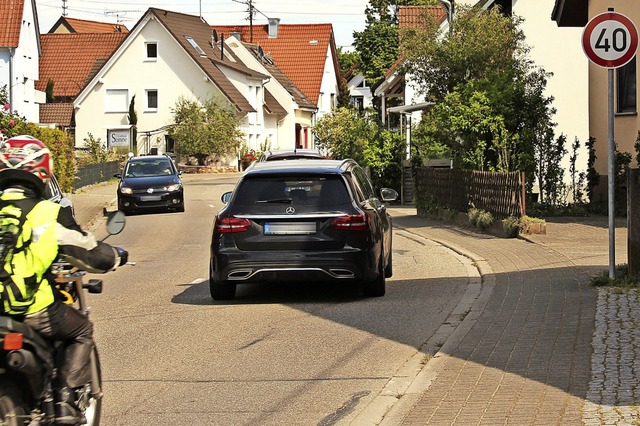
[583,11,638,68]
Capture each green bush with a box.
[13,122,76,193]
[468,208,494,231]
[502,216,520,238]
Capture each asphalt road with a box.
[83,174,471,425]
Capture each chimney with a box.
[268,18,280,38]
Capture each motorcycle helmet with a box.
[0,135,53,197]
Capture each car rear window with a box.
[232,175,351,210]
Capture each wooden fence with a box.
[414,168,526,219]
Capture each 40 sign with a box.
[583,11,638,68]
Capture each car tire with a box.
[209,267,236,300]
[363,258,386,297]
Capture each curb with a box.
[348,225,496,425]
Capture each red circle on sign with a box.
[582,12,639,68]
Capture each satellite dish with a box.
[257,46,264,59]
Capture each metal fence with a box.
[414,168,526,219]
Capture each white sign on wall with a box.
[108,128,130,148]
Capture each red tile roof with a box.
[48,17,129,34]
[211,24,337,106]
[37,33,127,97]
[399,5,447,29]
[0,0,25,47]
[39,102,74,126]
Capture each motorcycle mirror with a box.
[105,210,126,235]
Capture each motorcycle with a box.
[0,211,128,425]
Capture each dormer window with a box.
[145,42,158,61]
[185,36,206,56]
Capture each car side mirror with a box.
[114,173,122,178]
[379,188,398,202]
[105,210,126,235]
[221,191,232,204]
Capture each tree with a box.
[337,47,360,77]
[353,0,439,83]
[128,95,138,153]
[313,107,404,191]
[45,80,55,103]
[337,77,351,108]
[353,22,400,83]
[312,107,375,164]
[401,5,555,188]
[169,96,244,165]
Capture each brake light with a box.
[331,214,369,231]
[215,216,252,233]
[3,333,23,350]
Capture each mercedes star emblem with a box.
[286,206,295,214]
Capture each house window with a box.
[105,89,128,113]
[145,42,158,60]
[330,93,336,110]
[146,89,158,111]
[357,79,367,88]
[256,86,263,125]
[351,96,364,111]
[185,36,206,56]
[617,57,636,114]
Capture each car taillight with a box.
[215,216,252,233]
[3,333,23,350]
[331,214,369,231]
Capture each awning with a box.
[387,102,435,114]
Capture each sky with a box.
[35,0,369,49]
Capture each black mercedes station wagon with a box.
[209,159,398,300]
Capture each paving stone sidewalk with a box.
[67,182,640,425]
[382,211,639,426]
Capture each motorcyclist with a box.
[0,135,128,424]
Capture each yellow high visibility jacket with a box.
[0,193,61,315]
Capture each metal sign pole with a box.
[608,68,616,279]
[582,8,638,279]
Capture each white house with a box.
[73,8,280,165]
[224,37,318,150]
[0,0,44,122]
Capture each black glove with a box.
[115,247,128,266]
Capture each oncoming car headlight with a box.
[167,184,182,192]
[120,187,133,195]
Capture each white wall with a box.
[317,44,339,120]
[1,0,41,122]
[515,0,589,182]
[75,17,245,157]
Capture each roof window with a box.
[185,36,206,56]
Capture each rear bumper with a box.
[211,249,379,284]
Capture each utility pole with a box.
[249,0,253,43]
[104,10,141,24]
[233,0,270,44]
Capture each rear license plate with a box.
[264,222,316,235]
[140,195,162,202]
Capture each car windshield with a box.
[124,159,174,178]
[232,175,351,210]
